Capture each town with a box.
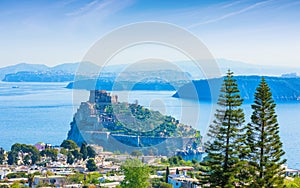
[0,140,204,188]
[0,140,299,188]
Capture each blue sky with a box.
[0,0,299,67]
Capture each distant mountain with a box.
[0,62,103,82]
[173,59,300,79]
[216,59,300,76]
[0,63,49,80]
[1,59,300,82]
[173,76,300,102]
[50,62,80,73]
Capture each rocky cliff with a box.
[67,90,202,156]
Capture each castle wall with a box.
[68,119,196,156]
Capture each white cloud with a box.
[66,0,134,18]
[188,0,273,28]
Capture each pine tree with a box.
[67,152,74,165]
[87,146,96,158]
[246,77,286,187]
[165,166,170,183]
[86,158,98,171]
[80,142,88,160]
[200,70,247,187]
[0,148,5,164]
[176,168,179,175]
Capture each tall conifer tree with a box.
[247,77,286,187]
[200,70,247,187]
[80,142,88,160]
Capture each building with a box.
[33,175,66,188]
[89,90,118,104]
[168,174,199,188]
[0,167,11,180]
[35,142,46,151]
[283,164,300,177]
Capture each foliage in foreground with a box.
[200,71,286,187]
[285,177,300,188]
[246,77,286,187]
[120,158,150,188]
[200,70,248,187]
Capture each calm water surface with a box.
[0,82,300,168]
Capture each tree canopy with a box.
[121,158,150,188]
[87,146,96,158]
[130,150,142,157]
[86,158,97,171]
[246,77,286,187]
[60,140,78,150]
[200,70,247,187]
[0,147,5,164]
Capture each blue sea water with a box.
[0,82,79,150]
[1,82,300,169]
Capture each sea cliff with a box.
[67,90,202,156]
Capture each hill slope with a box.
[67,90,201,156]
[173,76,300,102]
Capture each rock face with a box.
[177,145,204,161]
[67,90,201,156]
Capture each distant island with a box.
[173,75,300,102]
[67,90,202,157]
[2,59,300,82]
[3,71,75,82]
[66,79,183,91]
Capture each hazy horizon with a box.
[1,58,299,70]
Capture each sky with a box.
[0,0,300,68]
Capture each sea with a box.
[0,82,300,169]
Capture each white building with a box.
[0,168,11,180]
[168,174,199,188]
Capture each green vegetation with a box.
[285,177,300,187]
[87,145,96,158]
[66,172,103,185]
[60,140,78,150]
[71,149,82,160]
[101,102,197,138]
[8,143,40,165]
[158,182,172,188]
[10,182,25,188]
[80,143,88,160]
[165,166,169,183]
[200,70,247,187]
[200,71,286,187]
[246,77,286,187]
[120,158,150,188]
[60,140,97,165]
[40,148,58,161]
[66,152,74,165]
[160,155,193,167]
[86,158,97,171]
[130,150,142,157]
[150,178,172,188]
[6,172,27,179]
[0,147,5,164]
